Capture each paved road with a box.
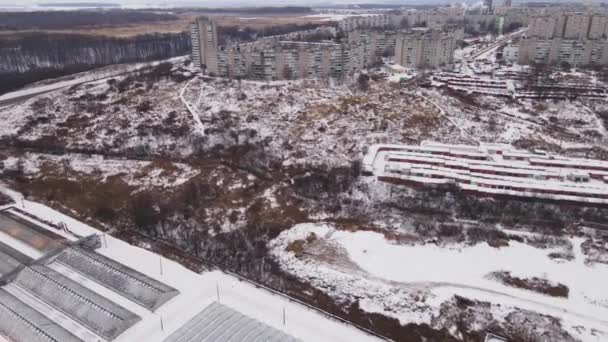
[470,28,528,61]
[0,56,189,109]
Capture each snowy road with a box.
[471,28,528,61]
[0,56,189,108]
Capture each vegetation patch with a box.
[490,271,569,298]
[0,192,13,206]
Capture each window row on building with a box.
[394,30,460,69]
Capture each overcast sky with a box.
[0,0,584,7]
[0,0,469,6]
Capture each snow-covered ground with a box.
[0,57,189,104]
[418,86,608,157]
[3,153,198,190]
[181,76,460,167]
[0,59,197,157]
[0,184,380,342]
[270,223,608,341]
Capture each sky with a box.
[0,0,484,7]
[0,0,585,7]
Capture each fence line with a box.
[221,270,393,341]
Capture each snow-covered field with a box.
[420,87,608,157]
[0,57,189,104]
[181,77,461,167]
[270,223,608,341]
[2,153,198,190]
[0,59,197,157]
[0,185,380,342]
[2,53,608,341]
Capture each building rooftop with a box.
[0,196,380,342]
[365,142,608,205]
[164,301,300,342]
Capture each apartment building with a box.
[588,14,608,39]
[347,30,397,67]
[526,16,558,39]
[338,14,391,31]
[564,13,591,39]
[519,13,608,66]
[394,30,457,69]
[211,40,364,81]
[192,14,463,80]
[191,16,389,81]
[190,17,219,71]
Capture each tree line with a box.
[0,10,178,30]
[0,32,190,95]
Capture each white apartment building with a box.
[212,41,363,81]
[338,14,391,31]
[519,37,608,66]
[589,15,608,39]
[394,30,457,69]
[519,13,608,66]
[563,13,591,39]
[347,30,397,66]
[190,17,219,71]
[526,16,558,39]
[191,16,388,81]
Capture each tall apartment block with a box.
[190,17,219,71]
[347,30,397,65]
[394,30,457,69]
[519,13,608,66]
[338,14,391,31]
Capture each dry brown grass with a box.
[0,14,329,38]
[211,14,329,29]
[490,271,569,298]
[0,16,194,37]
[285,239,306,255]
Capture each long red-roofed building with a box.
[363,141,608,205]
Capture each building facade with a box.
[213,41,362,81]
[347,30,397,66]
[519,13,608,66]
[338,14,391,31]
[190,17,219,71]
[394,30,457,69]
[191,17,397,80]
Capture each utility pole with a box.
[216,283,220,302]
[282,307,286,326]
[159,255,164,276]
